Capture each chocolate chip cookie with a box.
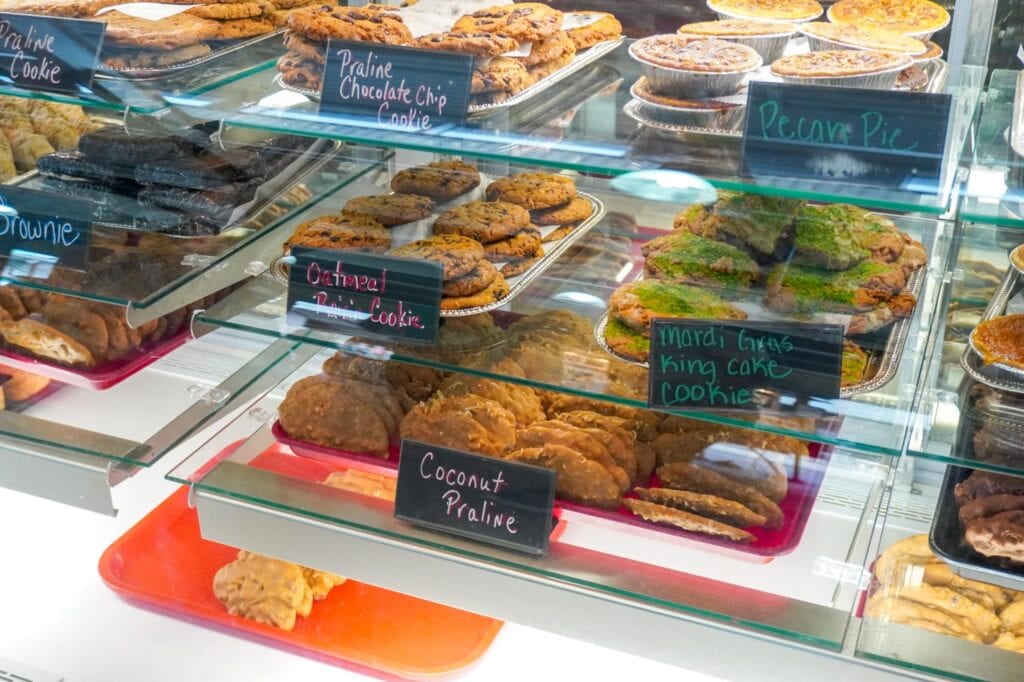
[433,200,530,243]
[188,1,270,20]
[442,260,499,297]
[453,3,564,43]
[285,213,391,253]
[278,52,323,89]
[391,161,480,201]
[391,235,486,280]
[541,223,578,242]
[287,5,412,44]
[283,31,327,63]
[440,273,511,310]
[343,193,435,226]
[483,226,542,261]
[485,172,576,209]
[104,44,213,69]
[565,11,622,50]
[500,253,542,277]
[517,30,575,67]
[527,49,575,79]
[211,17,277,39]
[417,30,520,58]
[471,57,534,94]
[532,195,591,225]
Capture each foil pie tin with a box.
[678,30,795,64]
[825,5,950,43]
[770,60,912,90]
[709,2,823,24]
[800,31,929,59]
[629,78,745,129]
[628,39,762,99]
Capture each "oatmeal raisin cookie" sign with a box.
[0,13,105,94]
[286,246,442,345]
[395,439,557,555]
[741,81,953,193]
[648,319,844,410]
[319,40,473,131]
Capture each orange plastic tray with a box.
[99,451,503,680]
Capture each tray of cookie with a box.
[18,122,339,237]
[269,309,831,558]
[0,98,113,183]
[961,244,1024,394]
[593,191,928,398]
[7,0,310,81]
[273,1,624,116]
[99,446,504,676]
[275,161,606,316]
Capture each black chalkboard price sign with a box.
[286,246,442,345]
[648,319,844,411]
[741,81,953,192]
[395,440,557,555]
[0,185,91,269]
[319,39,473,131]
[0,13,105,94]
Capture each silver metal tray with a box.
[15,137,343,239]
[272,186,605,317]
[961,266,1024,392]
[275,37,623,118]
[625,58,950,140]
[1011,70,1024,158]
[95,30,284,82]
[593,266,925,398]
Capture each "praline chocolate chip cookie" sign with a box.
[319,39,473,130]
[286,246,443,345]
[0,186,91,269]
[0,13,105,94]
[648,319,844,410]
[395,439,557,555]
[741,81,953,193]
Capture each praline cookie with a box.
[517,30,575,66]
[452,3,564,43]
[485,172,576,209]
[417,30,520,58]
[565,11,622,50]
[471,57,533,94]
[286,5,412,44]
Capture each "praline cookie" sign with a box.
[319,39,473,130]
[0,13,105,94]
[286,246,442,345]
[395,440,557,555]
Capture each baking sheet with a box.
[593,265,924,398]
[960,267,1024,393]
[929,463,1024,591]
[98,449,503,677]
[95,30,284,82]
[272,421,831,558]
[272,177,605,317]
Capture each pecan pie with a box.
[706,0,823,23]
[631,34,761,72]
[678,19,797,38]
[972,315,1024,370]
[828,0,950,36]
[770,49,913,78]
[799,21,927,54]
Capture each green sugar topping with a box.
[646,232,759,289]
[632,279,741,319]
[605,317,649,355]
[772,260,892,311]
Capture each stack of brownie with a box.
[35,127,315,236]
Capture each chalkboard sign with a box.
[395,439,557,555]
[0,13,105,94]
[648,320,844,410]
[741,81,953,192]
[0,185,91,269]
[319,39,473,131]
[286,246,442,345]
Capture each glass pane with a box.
[173,346,890,650]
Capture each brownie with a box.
[255,134,317,177]
[78,127,201,166]
[134,149,268,190]
[36,150,137,186]
[37,177,137,224]
[137,177,262,221]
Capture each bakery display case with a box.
[6,0,1024,681]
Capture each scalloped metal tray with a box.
[95,30,284,81]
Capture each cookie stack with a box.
[279,4,413,90]
[392,234,511,311]
[485,170,589,251]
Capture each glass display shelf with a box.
[0,328,310,514]
[960,68,1024,228]
[0,36,282,115]
[0,136,386,327]
[196,158,954,457]
[170,42,986,215]
[855,463,1024,682]
[168,346,890,658]
[907,221,1024,475]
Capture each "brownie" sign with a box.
[319,39,473,131]
[0,185,91,269]
[395,440,557,555]
[286,246,443,345]
[0,13,105,94]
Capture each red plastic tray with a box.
[272,421,830,558]
[99,447,503,680]
[0,327,190,390]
